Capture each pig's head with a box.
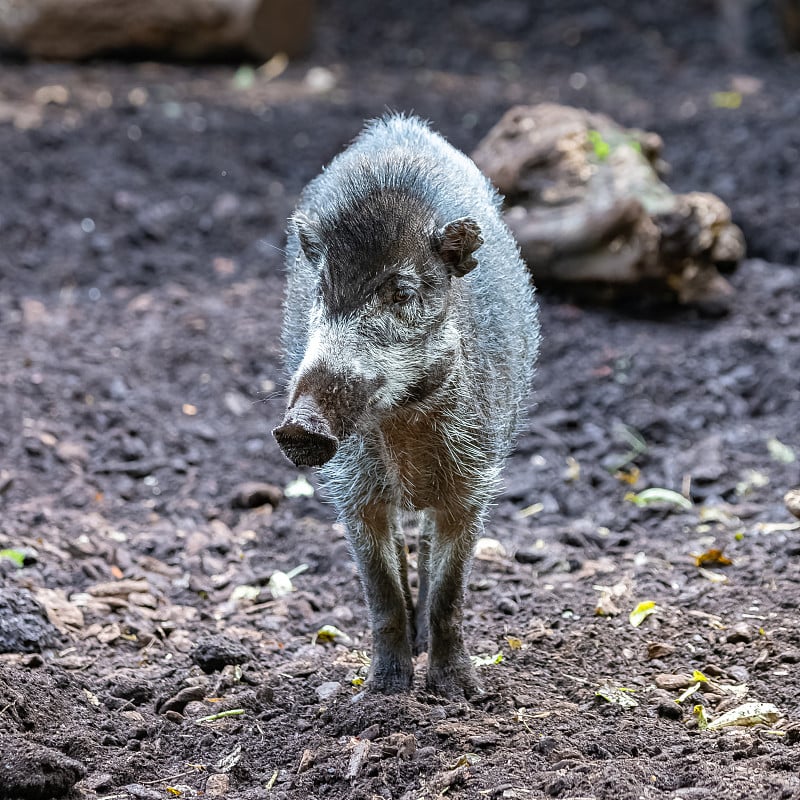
[273,182,483,468]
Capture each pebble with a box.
[785,489,800,520]
[0,588,62,653]
[232,481,283,509]
[358,723,380,740]
[315,681,342,702]
[654,673,693,691]
[190,634,251,673]
[0,737,85,799]
[651,690,683,720]
[497,596,519,615]
[205,773,230,797]
[726,621,753,644]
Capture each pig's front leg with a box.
[425,512,482,698]
[346,503,414,693]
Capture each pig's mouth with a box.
[272,394,340,467]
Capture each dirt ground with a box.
[1,1,800,798]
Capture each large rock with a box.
[0,735,86,800]
[0,588,62,653]
[0,0,313,61]
[472,104,745,306]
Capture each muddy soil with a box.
[1,1,799,798]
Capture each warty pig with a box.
[273,114,539,696]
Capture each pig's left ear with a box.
[434,217,484,278]
[294,214,325,264]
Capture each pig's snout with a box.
[273,394,339,467]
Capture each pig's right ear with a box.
[434,217,484,278]
[294,214,324,264]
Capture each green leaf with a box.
[471,652,504,667]
[0,549,25,568]
[587,129,611,161]
[693,704,709,729]
[629,600,658,627]
[711,91,742,109]
[625,488,693,510]
[232,65,256,90]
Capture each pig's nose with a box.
[273,393,339,467]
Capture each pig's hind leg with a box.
[346,503,415,693]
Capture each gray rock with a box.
[0,588,62,653]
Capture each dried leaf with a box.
[230,584,260,603]
[596,686,638,708]
[518,502,543,518]
[693,548,733,567]
[697,567,728,584]
[767,437,795,464]
[214,744,243,772]
[736,469,769,497]
[268,571,294,598]
[706,702,782,730]
[675,682,702,704]
[564,457,581,482]
[755,520,800,534]
[615,466,640,485]
[449,753,480,768]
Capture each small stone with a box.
[785,489,800,520]
[0,737,85,798]
[55,440,89,464]
[514,548,546,564]
[0,588,62,653]
[468,733,499,748]
[315,681,342,702]
[647,642,675,660]
[0,469,14,494]
[232,481,283,509]
[652,690,683,720]
[654,673,693,691]
[183,701,208,718]
[497,596,519,615]
[191,634,250,673]
[85,772,114,791]
[358,723,380,740]
[726,622,753,644]
[297,748,314,774]
[205,773,230,797]
[158,685,207,715]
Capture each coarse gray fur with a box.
[277,113,539,697]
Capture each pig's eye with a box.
[392,287,418,306]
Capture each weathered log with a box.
[0,0,313,61]
[472,104,745,306]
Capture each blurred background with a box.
[0,0,798,302]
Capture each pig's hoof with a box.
[426,662,482,699]
[366,659,414,694]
